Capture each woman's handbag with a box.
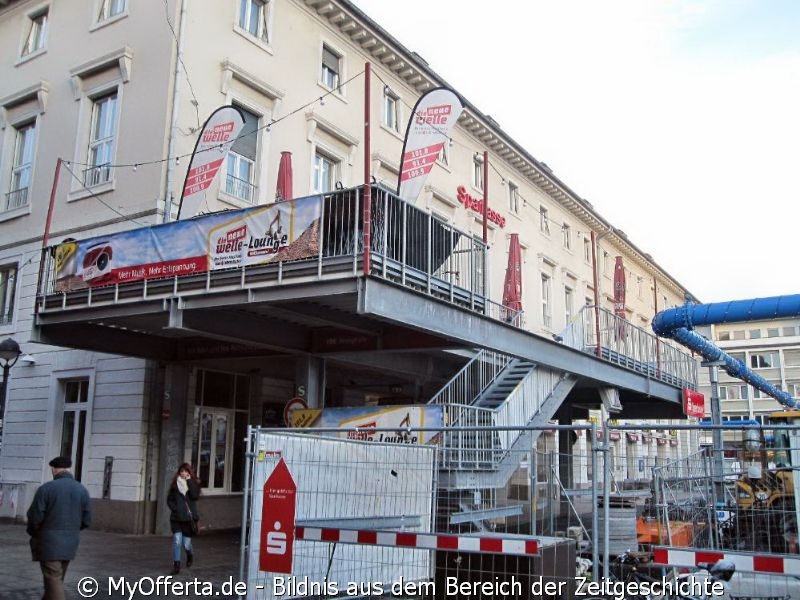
[184,497,199,534]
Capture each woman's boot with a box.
[186,551,194,568]
[172,561,180,575]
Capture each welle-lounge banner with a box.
[288,405,444,446]
[53,195,322,292]
[397,87,463,204]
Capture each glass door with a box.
[197,409,231,491]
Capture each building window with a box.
[472,154,483,189]
[732,330,745,341]
[508,181,519,214]
[321,45,341,90]
[541,273,552,328]
[750,351,779,369]
[719,384,747,400]
[729,351,746,365]
[60,379,90,482]
[789,382,800,398]
[564,286,574,324]
[237,0,270,43]
[22,8,48,57]
[313,151,337,193]
[783,326,797,337]
[97,0,126,22]
[7,122,36,211]
[752,387,772,400]
[785,349,800,367]
[539,206,550,235]
[767,328,780,338]
[718,331,731,341]
[383,87,400,132]
[191,370,249,493]
[85,92,118,187]
[225,106,259,203]
[562,224,571,250]
[603,251,610,275]
[0,265,18,325]
[583,237,591,263]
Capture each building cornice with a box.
[300,0,692,300]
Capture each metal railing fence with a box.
[561,304,698,389]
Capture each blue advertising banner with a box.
[53,194,322,291]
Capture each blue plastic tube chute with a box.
[652,294,800,409]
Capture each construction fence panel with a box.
[242,426,600,600]
[245,431,436,600]
[649,426,800,557]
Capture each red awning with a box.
[613,256,626,319]
[276,151,293,202]
[502,234,522,318]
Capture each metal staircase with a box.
[473,358,536,410]
[429,349,578,529]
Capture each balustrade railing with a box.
[4,187,29,211]
[560,304,697,389]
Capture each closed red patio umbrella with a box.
[276,151,293,202]
[613,256,626,319]
[614,255,627,340]
[502,233,522,321]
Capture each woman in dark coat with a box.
[167,462,200,574]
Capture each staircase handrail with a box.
[428,349,514,407]
[493,367,561,452]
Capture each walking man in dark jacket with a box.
[26,456,91,600]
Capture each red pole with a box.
[42,158,62,248]
[591,230,601,358]
[362,62,372,275]
[482,151,488,244]
[36,157,63,314]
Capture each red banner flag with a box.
[177,105,245,220]
[397,88,463,204]
[259,458,297,574]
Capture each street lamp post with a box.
[0,338,22,451]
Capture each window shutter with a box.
[231,108,258,160]
[322,46,339,72]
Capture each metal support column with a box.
[703,359,726,504]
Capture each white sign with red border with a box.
[283,397,308,426]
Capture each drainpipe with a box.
[363,62,371,274]
[163,0,188,223]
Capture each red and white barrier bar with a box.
[654,546,800,576]
[296,527,540,556]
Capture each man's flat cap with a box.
[49,456,72,468]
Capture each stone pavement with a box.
[0,521,244,599]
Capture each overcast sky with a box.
[352,0,800,304]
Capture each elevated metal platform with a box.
[33,186,695,417]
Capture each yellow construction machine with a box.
[727,410,800,553]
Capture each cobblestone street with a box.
[0,522,243,599]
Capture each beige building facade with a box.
[0,0,693,532]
